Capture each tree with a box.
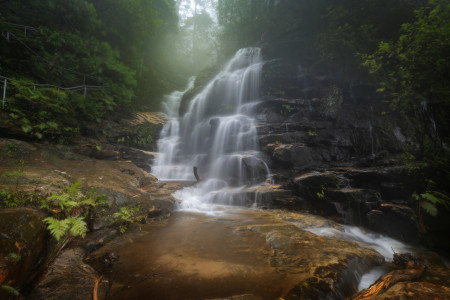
[363,0,450,147]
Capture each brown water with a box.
[98,209,306,300]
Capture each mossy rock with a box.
[0,208,47,297]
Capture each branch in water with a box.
[193,166,201,182]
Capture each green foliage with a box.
[308,130,317,137]
[116,123,155,149]
[41,181,109,241]
[112,206,144,233]
[414,181,450,218]
[0,0,180,135]
[217,0,420,76]
[43,217,70,241]
[0,159,29,207]
[1,285,20,296]
[362,0,450,147]
[43,216,87,241]
[280,104,290,115]
[5,252,21,264]
[363,0,450,200]
[317,185,325,199]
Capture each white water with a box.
[305,224,448,290]
[152,48,270,214]
[151,47,448,293]
[151,77,195,180]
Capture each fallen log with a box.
[351,253,427,300]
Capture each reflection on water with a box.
[104,209,301,300]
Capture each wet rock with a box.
[0,138,174,229]
[268,143,315,169]
[147,205,171,220]
[0,138,36,159]
[28,247,107,300]
[206,294,262,300]
[74,138,156,170]
[372,282,450,300]
[244,183,299,209]
[325,188,381,225]
[77,228,118,253]
[118,147,155,171]
[286,257,373,300]
[366,203,419,242]
[0,208,47,297]
[242,220,384,299]
[342,166,423,201]
[105,111,166,151]
[88,209,384,300]
[294,171,340,198]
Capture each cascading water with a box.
[151,77,195,180]
[152,48,270,213]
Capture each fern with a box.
[420,192,440,204]
[67,216,87,238]
[43,181,109,241]
[44,217,69,241]
[420,201,438,216]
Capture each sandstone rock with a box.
[294,171,340,197]
[0,208,47,297]
[87,209,384,299]
[28,247,107,300]
[268,143,315,169]
[342,166,423,201]
[373,281,450,300]
[366,203,419,242]
[325,188,381,225]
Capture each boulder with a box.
[294,171,340,198]
[372,282,450,300]
[267,143,315,169]
[366,203,419,242]
[342,166,424,201]
[324,188,381,225]
[27,247,107,300]
[0,208,47,297]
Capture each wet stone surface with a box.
[87,209,383,300]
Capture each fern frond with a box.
[80,198,96,206]
[420,201,438,216]
[67,181,82,195]
[44,217,69,241]
[67,216,87,238]
[421,192,439,204]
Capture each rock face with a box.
[0,208,48,298]
[251,56,450,254]
[27,247,104,300]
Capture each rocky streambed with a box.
[1,134,450,299]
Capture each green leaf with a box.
[420,192,440,204]
[421,201,438,217]
[44,217,69,241]
[1,285,20,296]
[21,124,32,133]
[46,121,59,129]
[67,216,87,238]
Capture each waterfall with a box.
[151,77,195,180]
[152,48,271,213]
